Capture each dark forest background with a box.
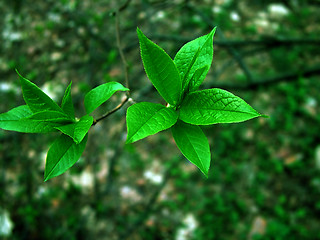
[0,0,320,239]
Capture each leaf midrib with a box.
[187,107,259,116]
[143,42,177,104]
[128,107,165,142]
[45,140,73,180]
[184,130,206,173]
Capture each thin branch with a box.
[218,38,320,47]
[92,96,129,126]
[207,65,320,90]
[118,156,181,240]
[212,46,267,80]
[122,36,320,58]
[115,8,130,94]
[152,34,320,47]
[89,1,132,127]
[104,122,127,195]
[119,169,171,240]
[186,3,254,82]
[109,0,132,16]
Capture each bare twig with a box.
[91,2,132,126]
[115,8,130,94]
[92,96,129,126]
[186,3,254,82]
[104,122,127,195]
[110,0,132,16]
[152,34,320,47]
[119,169,171,240]
[207,65,320,90]
[217,38,320,47]
[118,156,181,240]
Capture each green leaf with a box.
[44,134,88,181]
[27,110,74,123]
[188,66,208,92]
[179,89,262,125]
[55,115,93,144]
[84,82,129,114]
[126,102,178,143]
[137,28,182,105]
[178,47,201,94]
[0,105,62,133]
[61,82,75,119]
[171,120,211,177]
[16,70,64,113]
[174,28,216,93]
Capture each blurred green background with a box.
[1,0,320,239]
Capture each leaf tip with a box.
[200,167,209,178]
[15,69,23,78]
[209,27,217,38]
[136,27,148,42]
[136,27,142,36]
[43,174,50,182]
[125,137,133,144]
[126,133,142,144]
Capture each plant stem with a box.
[92,96,129,126]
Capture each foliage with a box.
[0,70,128,181]
[0,28,262,180]
[127,28,262,177]
[1,1,319,239]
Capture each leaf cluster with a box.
[0,27,263,180]
[0,71,128,181]
[126,28,262,177]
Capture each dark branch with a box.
[92,96,129,126]
[186,3,254,82]
[115,10,130,94]
[152,34,320,47]
[104,123,127,195]
[208,65,320,90]
[109,0,132,16]
[91,3,132,127]
[119,170,171,240]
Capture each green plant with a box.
[126,28,263,177]
[0,71,128,181]
[0,27,263,180]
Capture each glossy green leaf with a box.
[188,66,208,92]
[27,110,74,123]
[0,105,62,133]
[84,82,129,114]
[180,89,262,125]
[61,82,75,119]
[55,115,93,144]
[16,70,64,113]
[44,134,88,181]
[179,47,201,95]
[137,28,182,105]
[174,28,216,93]
[126,102,178,143]
[171,120,211,177]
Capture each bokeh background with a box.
[1,0,320,239]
